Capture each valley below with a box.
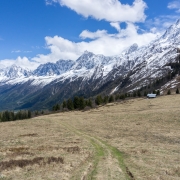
[0,95,180,180]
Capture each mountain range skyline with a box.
[0,0,180,70]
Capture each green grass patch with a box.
[88,139,105,180]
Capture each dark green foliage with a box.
[133,91,137,97]
[103,96,109,104]
[35,111,39,116]
[73,96,80,109]
[137,91,141,97]
[95,95,103,105]
[109,95,114,103]
[115,94,119,101]
[144,91,147,96]
[52,104,60,111]
[167,89,171,95]
[62,101,67,108]
[0,110,31,122]
[119,94,125,100]
[115,94,119,100]
[153,90,156,94]
[176,88,179,94]
[87,99,92,108]
[28,110,31,118]
[79,97,86,110]
[156,90,160,95]
[67,99,74,110]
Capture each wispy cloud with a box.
[168,1,180,13]
[11,50,32,53]
[46,0,147,23]
[45,0,57,6]
[32,23,158,63]
[145,15,179,34]
[0,57,39,70]
[24,51,32,53]
[11,50,21,53]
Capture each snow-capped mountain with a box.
[0,65,31,80]
[33,60,75,76]
[0,19,180,110]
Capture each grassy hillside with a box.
[0,95,180,180]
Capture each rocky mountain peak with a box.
[127,43,138,54]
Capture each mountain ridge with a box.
[0,19,180,110]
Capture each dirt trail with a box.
[60,122,133,180]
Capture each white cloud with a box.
[110,22,121,32]
[45,0,57,5]
[11,50,21,53]
[79,30,108,39]
[146,15,179,34]
[11,50,32,54]
[47,0,147,23]
[32,23,158,63]
[0,57,39,70]
[168,1,180,13]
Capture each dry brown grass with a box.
[0,95,180,179]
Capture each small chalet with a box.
[147,94,156,98]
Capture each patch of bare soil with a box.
[0,156,64,171]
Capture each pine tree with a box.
[137,91,141,97]
[87,99,92,108]
[109,95,114,103]
[28,110,31,118]
[133,91,137,97]
[62,100,67,108]
[103,96,109,104]
[176,88,179,94]
[73,96,80,109]
[167,89,171,95]
[67,99,74,110]
[115,94,119,101]
[79,97,86,110]
[95,95,103,105]
[144,91,147,96]
[156,90,160,95]
[52,105,56,111]
[120,94,125,100]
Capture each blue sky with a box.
[0,0,180,69]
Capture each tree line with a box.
[0,110,31,122]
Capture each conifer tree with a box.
[73,96,80,109]
[109,95,114,103]
[120,94,125,100]
[95,95,103,105]
[133,91,137,97]
[79,97,86,110]
[67,99,74,110]
[176,88,179,94]
[137,91,141,97]
[62,100,67,108]
[156,90,160,95]
[28,110,31,118]
[167,89,171,95]
[115,94,119,101]
[87,99,92,108]
[103,96,109,104]
[144,91,147,96]
[56,104,60,111]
